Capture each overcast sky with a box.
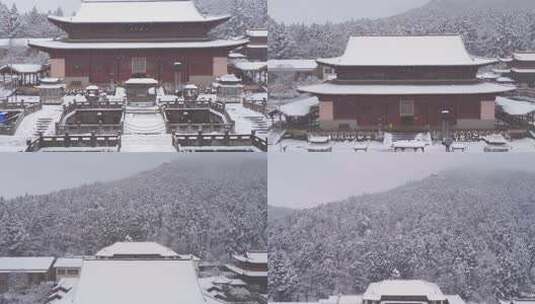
[268,0,430,25]
[0,153,181,199]
[269,154,535,209]
[2,0,80,15]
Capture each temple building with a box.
[272,280,466,304]
[0,257,56,292]
[245,29,268,61]
[299,35,515,131]
[45,242,205,304]
[29,0,247,90]
[225,250,267,292]
[498,52,535,87]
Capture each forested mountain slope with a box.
[0,156,267,262]
[269,0,535,59]
[269,170,535,303]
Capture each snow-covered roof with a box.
[513,52,535,62]
[247,30,268,38]
[74,260,206,304]
[233,61,268,71]
[363,280,447,301]
[49,0,229,24]
[317,35,497,67]
[95,242,178,258]
[446,295,467,304]
[225,264,267,277]
[279,95,319,117]
[496,96,535,116]
[125,78,158,85]
[0,257,55,273]
[29,38,248,51]
[299,81,516,95]
[268,59,319,71]
[512,68,535,74]
[55,257,84,268]
[232,251,267,264]
[0,64,44,74]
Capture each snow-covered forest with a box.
[269,0,535,59]
[0,155,267,262]
[269,169,535,303]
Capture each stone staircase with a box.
[123,106,166,135]
[120,134,176,152]
[242,115,271,138]
[121,106,174,152]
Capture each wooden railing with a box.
[25,132,121,152]
[172,131,268,152]
[243,99,267,114]
[56,101,125,135]
[161,101,236,134]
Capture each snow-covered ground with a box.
[270,137,535,153]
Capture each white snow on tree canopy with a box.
[317,35,497,67]
[95,242,178,258]
[74,260,206,304]
[363,280,446,301]
[0,257,55,273]
[299,82,515,95]
[48,0,229,24]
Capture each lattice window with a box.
[400,99,415,117]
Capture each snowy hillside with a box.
[269,0,535,59]
[0,155,267,262]
[269,169,535,302]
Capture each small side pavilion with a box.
[0,64,46,87]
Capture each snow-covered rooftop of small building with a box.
[95,242,179,258]
[29,38,248,50]
[0,64,44,74]
[74,259,205,304]
[49,0,229,24]
[0,257,55,273]
[247,29,268,38]
[233,61,268,71]
[299,81,516,95]
[232,251,267,264]
[279,95,319,117]
[268,59,318,71]
[496,97,535,116]
[218,74,241,83]
[317,35,497,67]
[513,52,535,61]
[125,78,158,85]
[363,280,447,301]
[225,264,267,277]
[55,257,84,268]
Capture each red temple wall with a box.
[320,94,494,128]
[52,49,227,85]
